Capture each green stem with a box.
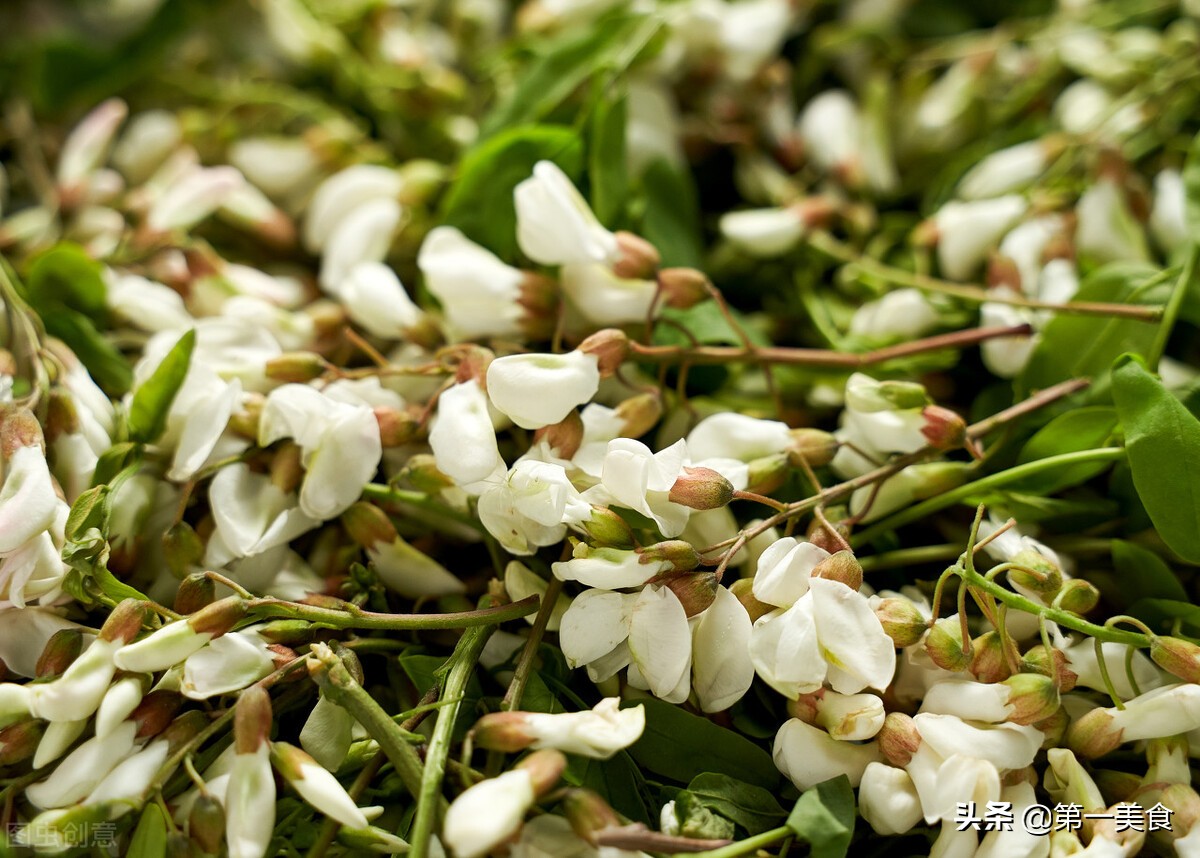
[1147,243,1200,369]
[690,825,793,858]
[308,644,428,800]
[362,483,485,534]
[852,448,1127,546]
[409,624,494,858]
[502,577,565,712]
[857,544,962,572]
[248,595,539,630]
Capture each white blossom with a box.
[520,699,645,759]
[443,769,535,858]
[418,226,525,340]
[515,161,618,267]
[933,195,1028,281]
[719,207,804,257]
[428,379,505,489]
[773,718,881,790]
[486,350,601,430]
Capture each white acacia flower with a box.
[418,226,525,340]
[0,609,84,678]
[933,195,1028,281]
[147,165,245,233]
[95,674,144,738]
[773,718,881,791]
[686,413,792,463]
[552,544,671,590]
[226,744,276,858]
[181,629,275,699]
[318,197,402,292]
[858,763,923,836]
[560,263,658,326]
[26,721,137,809]
[0,500,70,609]
[204,464,319,567]
[1075,178,1150,265]
[719,0,792,83]
[1150,169,1188,254]
[1060,638,1161,699]
[368,536,466,599]
[513,699,645,759]
[259,383,383,520]
[690,585,755,712]
[479,461,592,556]
[719,207,804,258]
[504,562,571,631]
[443,769,536,858]
[29,636,119,723]
[797,90,861,177]
[428,379,505,489]
[229,136,320,200]
[272,741,369,829]
[86,738,170,806]
[486,350,600,430]
[304,165,404,254]
[957,140,1050,200]
[751,537,830,608]
[0,442,58,556]
[301,693,355,772]
[515,161,618,267]
[581,439,692,537]
[849,289,940,341]
[336,261,423,339]
[980,295,1038,378]
[111,109,180,184]
[57,98,127,195]
[105,270,193,333]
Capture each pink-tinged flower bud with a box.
[811,550,863,591]
[266,352,328,383]
[35,630,83,679]
[0,719,42,765]
[146,166,245,234]
[1002,673,1061,725]
[657,268,711,309]
[1008,548,1063,599]
[374,406,419,448]
[925,616,971,673]
[614,393,662,439]
[1058,579,1100,615]
[269,441,304,494]
[42,390,79,444]
[472,711,538,753]
[638,540,701,572]
[132,690,184,740]
[562,788,621,844]
[877,712,921,767]
[113,597,246,674]
[1151,637,1200,684]
[580,507,635,549]
[235,686,273,755]
[664,571,719,617]
[1161,783,1200,834]
[99,599,153,644]
[874,598,928,648]
[271,741,370,829]
[787,428,838,469]
[1034,707,1069,749]
[400,454,456,494]
[1,409,44,458]
[807,517,853,555]
[342,502,399,549]
[516,748,568,796]
[577,328,629,377]
[533,410,584,459]
[745,453,789,495]
[174,571,215,615]
[164,523,206,582]
[56,98,128,199]
[1067,708,1124,759]
[1021,644,1077,692]
[971,631,1013,683]
[189,793,226,855]
[612,231,661,280]
[729,578,775,622]
[920,405,969,451]
[668,466,735,511]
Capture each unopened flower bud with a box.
[515,748,567,796]
[668,466,735,510]
[256,620,314,645]
[925,616,971,672]
[664,571,719,617]
[787,428,838,469]
[1003,673,1061,725]
[1036,707,1069,748]
[234,686,272,754]
[174,572,216,615]
[269,441,304,494]
[1067,708,1124,759]
[533,410,584,459]
[163,522,205,580]
[228,392,264,438]
[1162,783,1200,833]
[614,393,662,438]
[1008,549,1063,599]
[878,712,921,767]
[563,788,621,843]
[580,507,635,549]
[271,741,370,829]
[874,598,928,648]
[36,630,83,679]
[189,793,226,854]
[729,577,774,622]
[815,692,886,741]
[577,329,628,377]
[745,453,789,495]
[612,231,661,280]
[342,502,398,549]
[807,516,852,554]
[638,540,700,572]
[1021,644,1077,692]
[43,390,79,444]
[1151,637,1200,684]
[266,352,328,383]
[657,268,710,309]
[99,599,152,644]
[114,597,246,673]
[374,406,419,447]
[811,550,863,590]
[971,631,1013,683]
[0,719,43,765]
[1058,579,1100,615]
[2,409,44,457]
[472,711,538,752]
[920,406,968,451]
[132,690,184,740]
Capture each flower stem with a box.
[247,594,539,629]
[362,483,486,534]
[501,577,564,712]
[688,825,793,858]
[1147,242,1200,369]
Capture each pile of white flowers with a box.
[1,0,1200,856]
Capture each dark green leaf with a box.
[1013,407,1118,493]
[24,243,108,318]
[91,441,142,487]
[1127,598,1200,636]
[588,89,628,227]
[127,328,195,443]
[569,753,653,824]
[1111,539,1188,604]
[624,699,778,788]
[1112,354,1200,562]
[440,125,583,261]
[685,773,787,835]
[1019,264,1169,396]
[786,775,856,858]
[640,158,703,268]
[42,306,133,395]
[397,654,483,741]
[127,802,167,858]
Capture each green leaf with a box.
[1013,407,1118,493]
[440,125,583,261]
[24,243,108,318]
[396,653,483,741]
[1111,539,1188,605]
[684,773,787,835]
[127,328,195,443]
[570,753,653,824]
[786,775,856,858]
[640,158,703,268]
[624,699,778,789]
[1018,263,1169,396]
[92,442,143,488]
[42,307,133,395]
[127,803,167,858]
[1112,354,1200,562]
[588,89,628,227]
